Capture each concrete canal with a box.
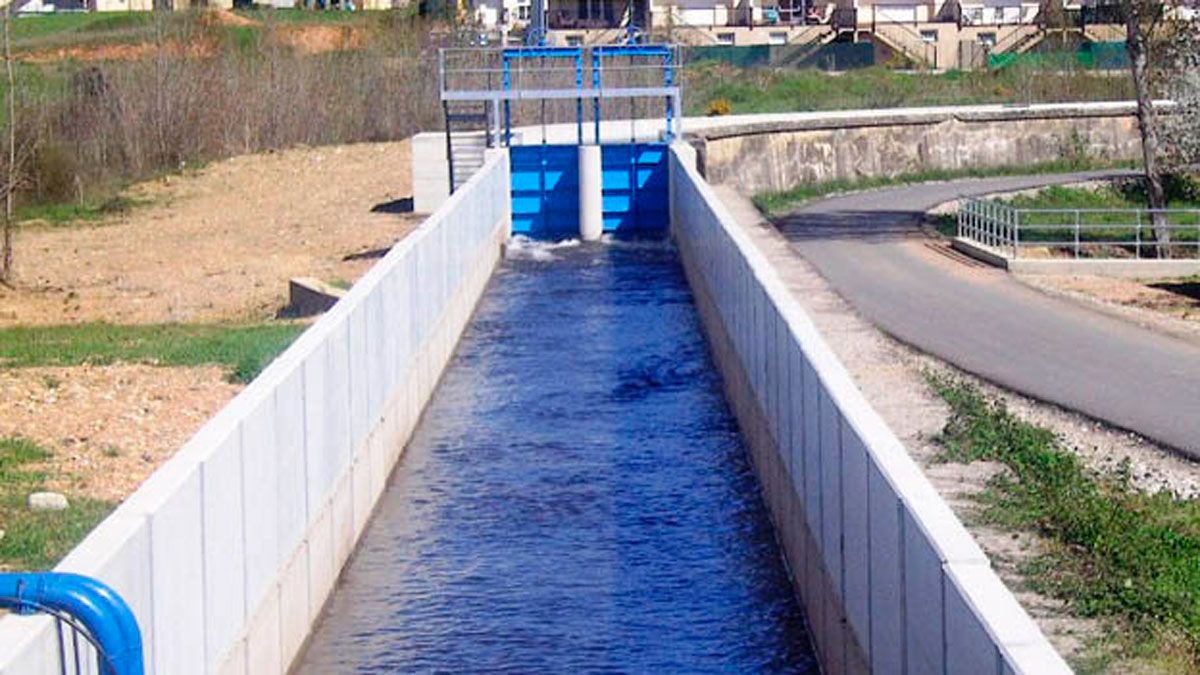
[297,239,818,672]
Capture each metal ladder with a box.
[443,101,493,194]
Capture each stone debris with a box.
[28,492,69,511]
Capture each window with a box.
[716,32,735,45]
[769,31,787,45]
[920,29,937,44]
[978,32,997,47]
[565,34,583,46]
[517,4,530,20]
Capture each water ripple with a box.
[297,240,817,673]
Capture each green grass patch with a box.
[684,63,1135,117]
[15,195,148,227]
[235,8,368,24]
[995,182,1200,247]
[752,159,1134,218]
[0,322,306,384]
[12,12,151,44]
[11,11,159,53]
[0,437,113,570]
[929,375,1200,667]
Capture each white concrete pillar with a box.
[578,144,604,242]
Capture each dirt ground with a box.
[0,138,418,517]
[19,11,367,63]
[1022,274,1200,341]
[1,140,418,326]
[0,365,241,502]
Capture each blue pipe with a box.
[0,572,144,675]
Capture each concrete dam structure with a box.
[0,137,1073,673]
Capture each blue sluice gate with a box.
[510,143,670,238]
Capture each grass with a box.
[15,195,149,227]
[684,63,1135,117]
[0,437,113,570]
[929,375,1200,669]
[0,322,307,384]
[992,181,1200,249]
[751,159,1135,218]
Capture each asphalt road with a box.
[775,172,1200,457]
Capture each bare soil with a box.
[1022,274,1200,341]
[1,140,418,326]
[18,11,367,63]
[1,138,418,517]
[0,365,241,502]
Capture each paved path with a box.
[768,172,1200,457]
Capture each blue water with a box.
[297,239,817,673]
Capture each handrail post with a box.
[1135,209,1141,259]
[1074,209,1080,258]
[0,572,145,675]
[1012,208,1020,259]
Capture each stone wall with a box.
[693,103,1143,195]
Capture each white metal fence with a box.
[959,198,1200,259]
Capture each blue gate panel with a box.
[510,145,580,236]
[509,143,669,238]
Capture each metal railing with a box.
[438,45,683,145]
[439,45,683,99]
[958,199,1200,259]
[0,573,144,675]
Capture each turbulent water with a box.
[296,237,817,673]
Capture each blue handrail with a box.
[0,572,144,675]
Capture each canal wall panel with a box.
[0,152,513,675]
[694,102,1143,196]
[669,142,1071,675]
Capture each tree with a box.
[1122,0,1171,257]
[1,3,14,284]
[1160,7,1200,171]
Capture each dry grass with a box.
[7,10,446,221]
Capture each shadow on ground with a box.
[775,209,927,241]
[371,197,414,214]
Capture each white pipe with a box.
[578,144,603,241]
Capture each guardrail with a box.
[0,572,143,675]
[958,199,1200,259]
[439,45,683,100]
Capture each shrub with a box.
[705,97,732,116]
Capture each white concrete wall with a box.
[0,151,512,675]
[669,142,1071,675]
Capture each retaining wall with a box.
[693,102,1144,195]
[669,142,1072,675]
[0,152,512,675]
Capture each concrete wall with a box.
[0,151,512,675]
[669,142,1071,675]
[694,102,1144,196]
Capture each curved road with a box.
[774,172,1200,457]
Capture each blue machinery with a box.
[0,572,144,675]
[439,43,681,238]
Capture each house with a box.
[473,0,1131,69]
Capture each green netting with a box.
[988,41,1128,71]
[685,42,873,71]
